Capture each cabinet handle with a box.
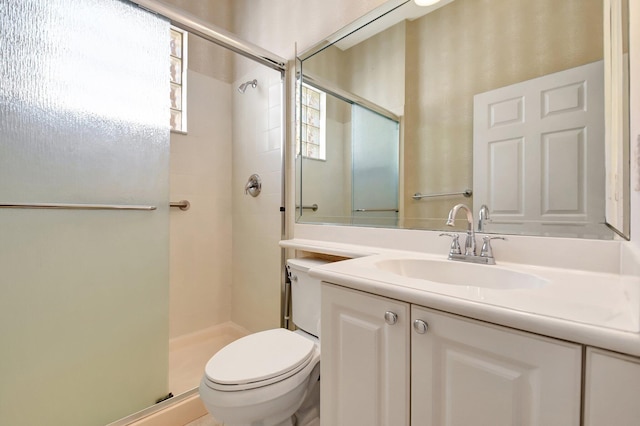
[384,311,398,325]
[413,319,429,334]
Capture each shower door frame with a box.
[110,1,289,424]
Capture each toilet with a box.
[199,257,328,426]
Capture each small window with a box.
[169,26,187,132]
[297,83,326,160]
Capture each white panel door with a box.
[473,61,605,237]
[584,347,640,425]
[321,283,410,426]
[411,306,582,426]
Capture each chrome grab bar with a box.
[0,202,156,211]
[412,189,472,200]
[353,208,399,212]
[170,200,190,211]
[297,204,318,212]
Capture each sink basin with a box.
[375,258,548,290]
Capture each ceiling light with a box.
[414,0,442,6]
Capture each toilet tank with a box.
[287,257,330,337]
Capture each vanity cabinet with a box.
[411,305,582,426]
[320,283,410,426]
[584,348,640,425]
[321,283,582,426]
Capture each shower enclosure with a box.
[0,1,286,425]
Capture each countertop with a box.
[281,238,640,357]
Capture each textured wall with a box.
[403,0,603,223]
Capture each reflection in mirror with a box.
[296,0,630,239]
[296,78,400,227]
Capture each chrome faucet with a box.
[478,204,490,232]
[446,203,476,256]
[441,203,505,265]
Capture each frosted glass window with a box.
[170,27,188,132]
[297,83,326,160]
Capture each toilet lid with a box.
[205,328,316,386]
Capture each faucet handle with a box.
[439,233,462,255]
[480,236,507,258]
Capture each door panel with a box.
[321,284,409,426]
[0,2,170,425]
[474,60,605,237]
[411,306,581,426]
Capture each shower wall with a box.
[167,0,384,339]
[167,0,283,340]
[170,70,233,338]
[166,1,235,339]
[231,61,284,332]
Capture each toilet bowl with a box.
[199,258,328,426]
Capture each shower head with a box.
[238,79,258,93]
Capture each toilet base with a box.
[293,372,320,426]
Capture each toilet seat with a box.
[204,328,317,391]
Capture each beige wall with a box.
[167,0,390,337]
[344,21,406,117]
[403,0,604,222]
[300,22,405,223]
[301,95,352,222]
[165,0,234,83]
[227,0,389,330]
[231,0,389,60]
[169,70,233,338]
[231,65,284,332]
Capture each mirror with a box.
[296,0,630,239]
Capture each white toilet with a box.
[199,257,328,426]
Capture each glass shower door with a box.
[351,104,400,227]
[0,1,170,425]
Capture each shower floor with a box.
[169,322,249,396]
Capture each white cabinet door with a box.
[321,283,410,426]
[411,306,582,426]
[584,347,640,426]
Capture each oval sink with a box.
[375,258,547,290]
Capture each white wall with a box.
[169,70,233,338]
[231,61,284,332]
[630,0,640,247]
[232,0,389,60]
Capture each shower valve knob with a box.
[244,174,262,197]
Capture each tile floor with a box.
[185,414,221,426]
[169,322,249,397]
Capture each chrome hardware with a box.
[244,174,262,197]
[0,202,156,211]
[444,203,507,265]
[412,189,472,200]
[170,200,190,211]
[446,203,476,256]
[384,311,398,325]
[480,236,507,259]
[478,204,490,232]
[439,233,461,255]
[130,0,287,72]
[413,319,428,334]
[297,204,318,212]
[353,208,399,212]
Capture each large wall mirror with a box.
[295,0,630,239]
